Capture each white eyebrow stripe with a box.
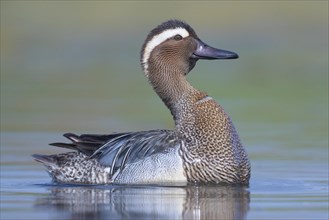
[142,28,189,73]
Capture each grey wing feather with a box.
[50,130,181,176]
[90,130,181,176]
[49,132,130,156]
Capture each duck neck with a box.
[147,68,197,121]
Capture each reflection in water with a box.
[35,184,249,220]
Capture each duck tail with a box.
[32,154,58,169]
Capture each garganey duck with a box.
[33,19,250,185]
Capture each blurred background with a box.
[1,1,328,155]
[1,2,328,219]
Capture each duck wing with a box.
[50,130,181,177]
[49,132,127,156]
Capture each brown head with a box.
[140,19,239,115]
[141,19,238,77]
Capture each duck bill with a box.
[192,39,239,60]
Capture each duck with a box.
[33,19,250,185]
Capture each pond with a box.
[1,127,327,220]
[1,2,328,219]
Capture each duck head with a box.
[140,19,238,77]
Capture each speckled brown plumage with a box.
[33,19,250,185]
[175,91,250,184]
[33,152,111,184]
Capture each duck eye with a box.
[174,35,183,41]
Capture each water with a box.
[1,2,328,219]
[1,129,327,220]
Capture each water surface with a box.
[1,2,328,219]
[1,131,327,220]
